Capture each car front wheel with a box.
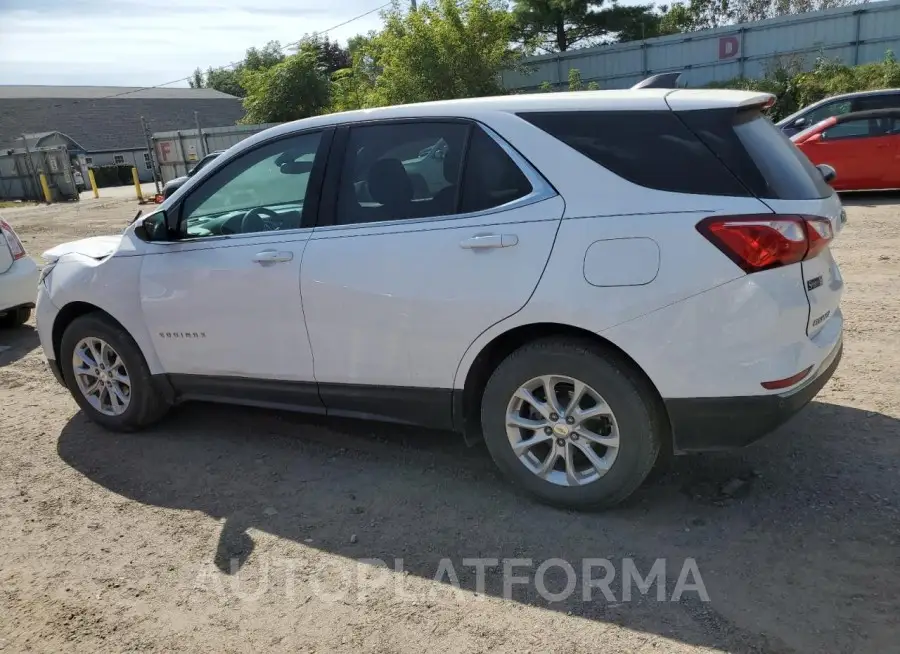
[60,313,169,431]
[480,337,663,510]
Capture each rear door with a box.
[300,119,563,425]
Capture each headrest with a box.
[367,159,413,205]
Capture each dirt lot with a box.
[1,195,898,654]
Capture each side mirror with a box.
[794,117,808,129]
[817,164,837,184]
[134,211,170,242]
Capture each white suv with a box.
[35,90,844,509]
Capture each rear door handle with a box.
[459,233,518,249]
[252,250,293,264]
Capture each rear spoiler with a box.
[631,72,683,90]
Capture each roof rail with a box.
[631,72,683,90]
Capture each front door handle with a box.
[252,250,293,264]
[459,233,518,249]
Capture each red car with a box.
[791,108,900,191]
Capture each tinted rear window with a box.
[518,111,749,197]
[679,108,833,200]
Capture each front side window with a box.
[803,100,852,126]
[180,131,323,238]
[334,121,533,226]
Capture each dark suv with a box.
[777,89,900,136]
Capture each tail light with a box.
[696,214,833,273]
[0,219,26,261]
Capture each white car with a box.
[0,219,38,328]
[35,89,844,509]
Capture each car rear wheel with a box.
[480,337,663,510]
[60,313,170,431]
[0,306,31,328]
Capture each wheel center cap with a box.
[552,423,570,437]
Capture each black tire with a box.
[0,306,31,328]
[60,313,170,431]
[480,337,663,510]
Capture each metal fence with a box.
[502,0,900,91]
[151,123,277,184]
[0,145,79,202]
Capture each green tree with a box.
[241,48,331,123]
[204,68,246,97]
[188,68,205,89]
[359,0,522,106]
[188,41,285,98]
[513,0,658,52]
[327,32,381,112]
[568,67,584,91]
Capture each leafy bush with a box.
[708,51,900,122]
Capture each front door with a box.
[300,120,564,426]
[140,128,331,406]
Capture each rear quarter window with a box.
[518,111,749,197]
[679,108,833,201]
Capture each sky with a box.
[0,0,388,87]
[0,0,656,88]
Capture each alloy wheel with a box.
[71,337,132,416]
[505,374,620,486]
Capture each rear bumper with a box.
[666,338,843,452]
[0,257,39,314]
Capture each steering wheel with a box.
[240,207,279,233]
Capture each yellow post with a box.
[88,168,99,198]
[39,173,52,203]
[132,167,143,202]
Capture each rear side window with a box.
[853,93,900,111]
[334,121,533,225]
[518,110,748,197]
[679,108,833,200]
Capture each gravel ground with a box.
[1,195,898,653]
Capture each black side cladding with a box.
[518,110,750,197]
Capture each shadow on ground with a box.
[0,324,40,367]
[838,190,900,207]
[57,400,900,654]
